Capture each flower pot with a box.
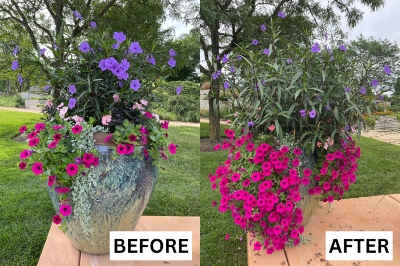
[297,153,319,226]
[48,136,158,254]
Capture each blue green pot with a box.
[48,142,158,254]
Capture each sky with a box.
[341,0,400,44]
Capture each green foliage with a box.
[222,23,391,155]
[364,117,376,129]
[158,80,200,99]
[200,122,229,139]
[160,95,199,122]
[0,95,24,107]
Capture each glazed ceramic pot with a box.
[48,133,158,254]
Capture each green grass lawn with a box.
[200,126,400,265]
[0,110,199,266]
[200,122,230,138]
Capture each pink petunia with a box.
[53,133,62,141]
[34,123,46,131]
[168,143,177,154]
[104,133,113,142]
[125,143,135,154]
[93,157,99,166]
[71,125,82,134]
[213,144,221,151]
[144,111,153,118]
[101,115,112,125]
[253,241,262,251]
[27,131,38,139]
[303,168,312,177]
[57,187,70,194]
[48,175,56,187]
[224,234,230,241]
[53,214,62,224]
[161,121,169,129]
[20,150,31,159]
[268,124,275,131]
[59,204,72,216]
[19,161,27,170]
[116,144,127,155]
[28,138,40,147]
[246,142,255,152]
[32,162,44,175]
[66,163,79,176]
[82,153,94,164]
[19,125,27,133]
[53,125,64,131]
[293,148,302,156]
[48,141,58,149]
[128,134,137,142]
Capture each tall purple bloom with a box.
[252,39,258,45]
[147,54,156,65]
[221,54,229,64]
[224,81,230,89]
[168,57,176,67]
[212,70,221,80]
[324,32,329,40]
[79,41,90,53]
[69,84,76,94]
[263,48,270,55]
[112,43,120,49]
[287,59,292,64]
[73,10,82,19]
[113,32,126,43]
[169,48,177,57]
[230,66,235,73]
[44,85,50,91]
[176,85,182,95]
[278,11,285,18]
[129,42,143,54]
[90,21,97,28]
[248,121,255,127]
[383,65,391,75]
[260,24,266,31]
[17,73,23,84]
[344,87,351,93]
[13,45,19,56]
[236,55,242,61]
[371,79,378,87]
[68,98,77,109]
[339,44,346,51]
[40,48,47,55]
[299,110,306,117]
[359,87,366,94]
[311,42,320,53]
[309,110,316,118]
[11,60,19,70]
[130,79,141,91]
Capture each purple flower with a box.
[147,54,156,65]
[221,54,229,64]
[17,73,23,84]
[90,21,97,28]
[44,85,50,91]
[112,43,120,49]
[383,65,391,75]
[13,45,19,56]
[69,84,76,94]
[74,157,82,164]
[224,81,230,89]
[309,110,316,118]
[252,39,258,45]
[359,87,366,94]
[311,42,320,53]
[11,60,18,70]
[53,43,58,49]
[299,110,306,117]
[169,48,177,57]
[129,42,143,54]
[263,48,270,55]
[168,57,176,67]
[344,86,351,93]
[287,59,292,64]
[73,10,82,20]
[236,55,242,61]
[130,79,141,91]
[324,32,329,40]
[176,85,182,95]
[278,11,285,18]
[119,58,130,71]
[212,70,221,80]
[339,44,346,51]
[371,79,378,87]
[248,121,254,127]
[79,41,90,53]
[113,32,126,43]
[260,24,266,31]
[68,98,76,109]
[345,125,350,131]
[230,66,235,73]
[315,94,321,101]
[40,48,47,55]
[326,104,331,111]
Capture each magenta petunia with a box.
[168,143,177,154]
[53,125,64,131]
[57,187,70,194]
[53,133,62,141]
[161,121,169,130]
[82,153,94,164]
[48,141,58,149]
[326,153,335,161]
[19,125,27,133]
[53,214,62,224]
[104,133,113,142]
[246,142,255,152]
[19,161,27,170]
[20,149,31,159]
[66,163,79,176]
[59,204,72,216]
[125,143,135,154]
[93,157,99,166]
[116,144,128,155]
[71,125,82,134]
[28,138,40,147]
[303,168,312,177]
[48,175,56,187]
[253,241,262,251]
[27,131,38,139]
[32,162,44,175]
[35,123,46,131]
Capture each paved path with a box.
[0,106,199,127]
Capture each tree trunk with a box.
[209,78,220,142]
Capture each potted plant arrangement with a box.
[209,22,392,254]
[15,11,179,254]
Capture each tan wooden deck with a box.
[38,216,200,266]
[248,194,400,266]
